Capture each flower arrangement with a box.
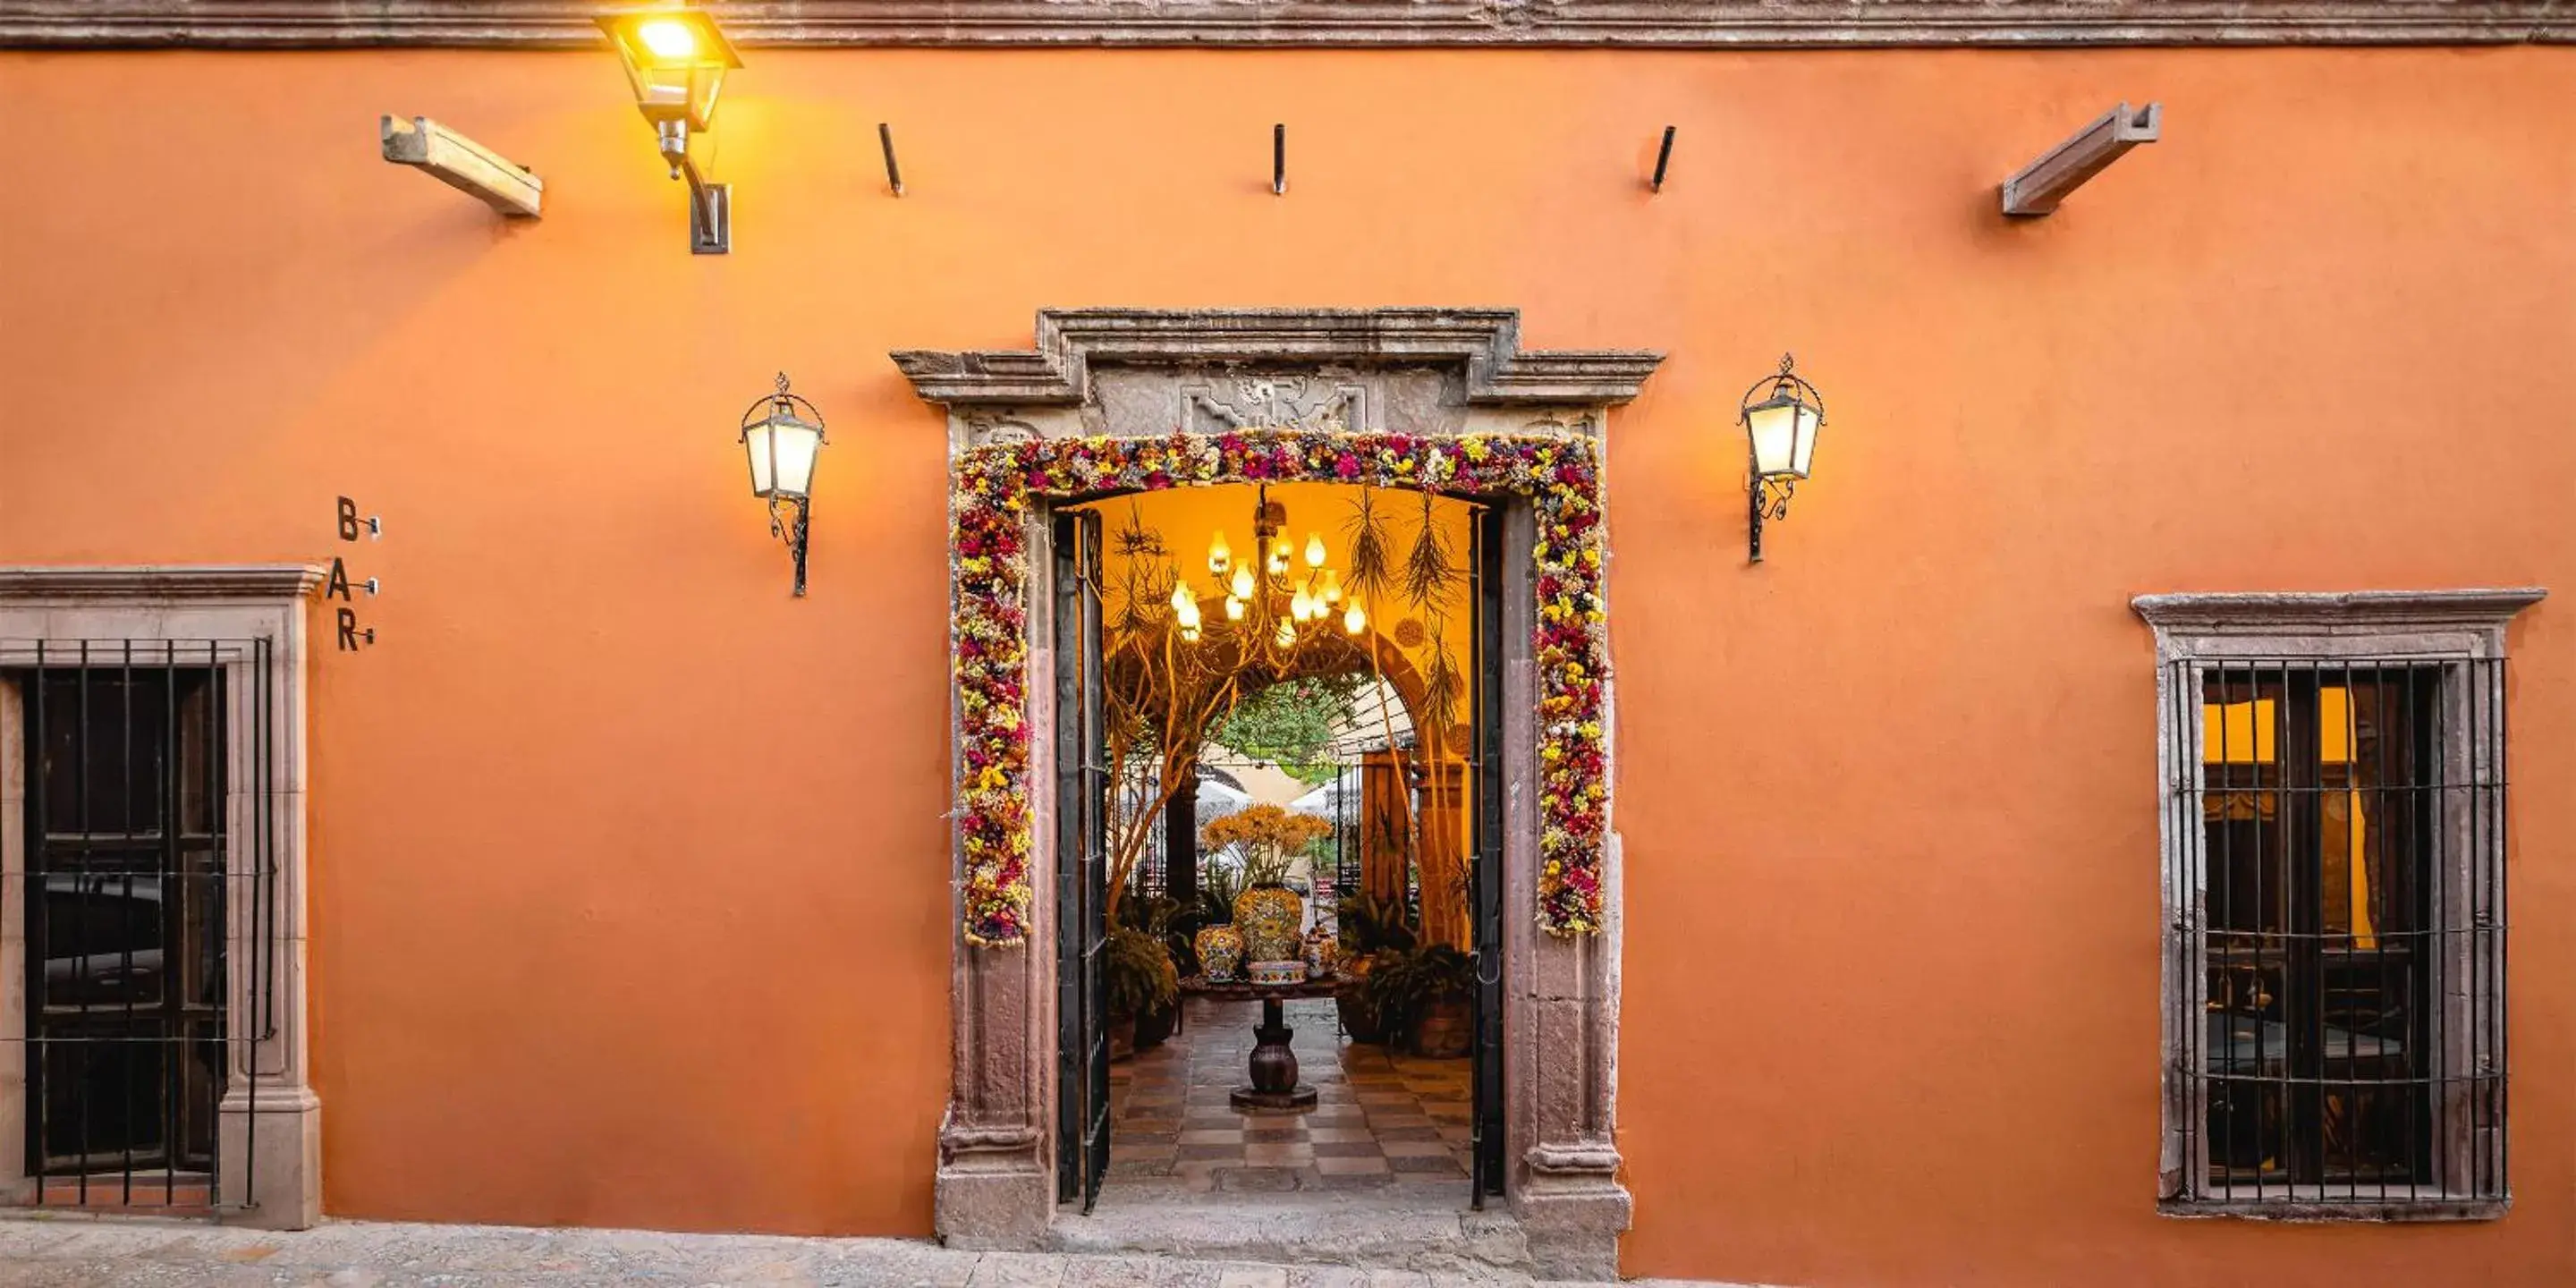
[951,428,1609,946]
[1201,803,1333,889]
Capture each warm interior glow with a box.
[2202,699,2280,764]
[1320,569,1343,604]
[1343,601,1367,635]
[1229,564,1255,599]
[1169,580,1193,614]
[636,17,699,61]
[1224,596,1245,622]
[1304,532,1326,568]
[1208,530,1231,575]
[1273,618,1296,648]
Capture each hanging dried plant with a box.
[1108,504,1176,640]
[1419,621,1465,739]
[1402,489,1460,612]
[1343,487,1395,608]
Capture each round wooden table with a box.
[1178,974,1351,1111]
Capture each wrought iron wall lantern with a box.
[741,374,826,596]
[595,4,741,253]
[1739,353,1826,563]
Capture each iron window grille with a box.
[2162,656,2507,1216]
[2,639,281,1214]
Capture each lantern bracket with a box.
[656,120,730,253]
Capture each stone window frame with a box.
[894,309,1659,1280]
[0,565,325,1229]
[2133,588,2545,1222]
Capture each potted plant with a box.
[1360,943,1477,1058]
[1116,894,1184,1047]
[1104,922,1180,1060]
[1190,854,1247,982]
[1203,804,1332,970]
[1335,893,1417,1042]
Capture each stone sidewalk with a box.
[0,1216,1733,1287]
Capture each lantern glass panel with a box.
[1790,402,1821,479]
[1747,399,1802,479]
[743,423,776,497]
[597,9,739,129]
[764,414,824,500]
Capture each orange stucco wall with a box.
[2,44,2571,1288]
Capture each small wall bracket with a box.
[379,114,543,218]
[2001,102,2161,217]
[689,180,732,254]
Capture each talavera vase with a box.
[1193,924,1245,983]
[1233,885,1306,965]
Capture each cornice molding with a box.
[3,3,2569,49]
[2131,588,2548,632]
[892,308,1664,408]
[0,564,328,602]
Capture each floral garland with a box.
[951,428,1608,947]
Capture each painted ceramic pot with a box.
[1233,885,1306,963]
[1304,934,1338,979]
[1193,924,1245,983]
[1249,960,1305,986]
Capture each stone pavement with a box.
[0,1215,1734,1287]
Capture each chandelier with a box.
[1174,485,1365,665]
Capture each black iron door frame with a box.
[1051,511,1112,1211]
[1469,503,1508,1205]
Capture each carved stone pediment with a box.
[900,309,1655,447]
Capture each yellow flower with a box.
[1463,437,1490,462]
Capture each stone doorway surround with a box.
[892,309,1662,1278]
[0,565,326,1229]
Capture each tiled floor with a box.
[1103,995,1475,1200]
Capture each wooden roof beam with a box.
[379,114,543,218]
[2001,101,2161,217]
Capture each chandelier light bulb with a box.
[1176,597,1202,631]
[1208,530,1232,576]
[1343,601,1367,636]
[1304,532,1326,568]
[1169,580,1192,614]
[1230,564,1256,600]
[1180,624,1202,643]
[1274,618,1297,648]
[1224,596,1246,622]
[1292,586,1315,622]
[1321,569,1343,605]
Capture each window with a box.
[15,665,228,1198]
[2139,590,2538,1219]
